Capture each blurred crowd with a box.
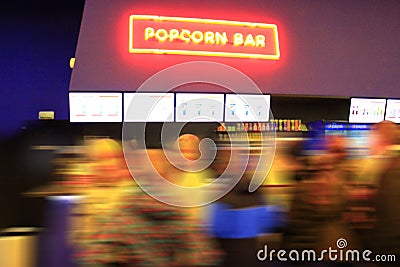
[38,120,399,267]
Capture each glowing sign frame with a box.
[129,15,280,60]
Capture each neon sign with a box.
[129,15,280,60]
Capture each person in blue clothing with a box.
[208,170,284,267]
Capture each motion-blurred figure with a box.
[208,149,284,267]
[370,121,400,266]
[173,134,215,223]
[69,138,134,266]
[357,120,399,184]
[70,138,221,267]
[283,135,359,262]
[126,146,221,267]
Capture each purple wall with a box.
[0,1,84,138]
[71,0,400,98]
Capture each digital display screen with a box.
[175,93,224,122]
[224,94,270,122]
[348,98,386,123]
[124,93,174,122]
[385,99,400,123]
[69,92,122,122]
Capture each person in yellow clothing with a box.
[173,134,215,224]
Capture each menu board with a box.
[348,98,386,123]
[69,92,122,122]
[175,93,224,122]
[124,93,174,122]
[385,99,400,123]
[225,94,271,122]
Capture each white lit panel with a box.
[385,99,400,123]
[175,93,224,122]
[124,93,174,122]
[349,98,386,123]
[69,92,122,122]
[225,94,270,122]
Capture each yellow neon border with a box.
[128,15,280,60]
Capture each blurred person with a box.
[357,120,400,184]
[282,135,359,265]
[337,121,400,266]
[174,134,215,187]
[172,134,216,224]
[208,152,285,267]
[70,139,221,267]
[122,146,221,266]
[350,121,400,255]
[369,121,400,266]
[174,133,204,188]
[177,133,202,161]
[369,120,399,157]
[69,138,135,267]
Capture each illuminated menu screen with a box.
[175,93,224,122]
[69,92,122,122]
[224,94,271,122]
[385,99,400,123]
[348,98,386,123]
[124,93,174,122]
